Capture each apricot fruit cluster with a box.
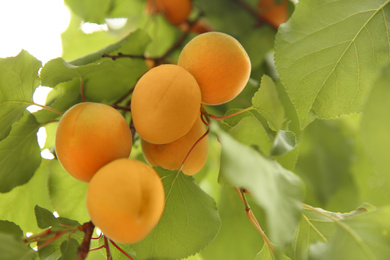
[53,31,250,245]
[131,32,251,175]
[55,102,165,244]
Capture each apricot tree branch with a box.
[76,221,95,260]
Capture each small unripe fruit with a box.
[147,0,192,25]
[55,102,132,182]
[86,159,165,244]
[258,0,288,29]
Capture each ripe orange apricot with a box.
[178,32,251,105]
[141,116,208,176]
[86,159,165,244]
[258,0,288,29]
[131,64,201,144]
[55,102,132,182]
[146,0,192,25]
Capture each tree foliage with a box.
[0,0,390,259]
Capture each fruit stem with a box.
[111,104,131,111]
[32,103,63,115]
[180,127,210,171]
[209,107,254,120]
[235,187,275,255]
[37,230,68,250]
[104,236,113,260]
[200,105,211,126]
[89,245,105,251]
[109,239,134,260]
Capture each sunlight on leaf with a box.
[275,0,390,128]
[0,112,41,193]
[0,50,41,140]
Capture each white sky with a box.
[0,0,70,63]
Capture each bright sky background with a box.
[0,0,70,63]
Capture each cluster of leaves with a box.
[1,0,390,259]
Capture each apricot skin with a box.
[258,0,288,29]
[131,64,201,144]
[147,0,192,25]
[55,102,132,182]
[86,159,165,244]
[178,32,251,105]
[141,117,208,176]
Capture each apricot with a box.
[141,116,208,176]
[147,0,192,25]
[258,0,288,29]
[55,102,132,182]
[86,159,165,244]
[131,64,201,144]
[178,32,251,105]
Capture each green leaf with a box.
[255,243,291,260]
[227,115,273,156]
[296,119,358,207]
[40,58,114,88]
[0,233,36,260]
[213,123,304,247]
[0,160,52,235]
[48,160,90,224]
[0,220,24,238]
[308,206,390,260]
[270,130,296,157]
[252,75,285,131]
[275,0,390,128]
[38,228,84,260]
[83,58,147,104]
[132,168,221,260]
[201,187,264,260]
[361,64,390,197]
[34,79,81,123]
[0,50,41,140]
[69,29,151,66]
[255,244,275,260]
[61,14,123,61]
[0,112,41,193]
[59,238,79,260]
[35,205,61,229]
[65,0,111,23]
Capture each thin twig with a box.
[180,127,210,171]
[234,0,269,27]
[209,107,254,120]
[110,239,134,260]
[102,53,147,60]
[80,77,85,102]
[104,236,113,260]
[235,187,275,254]
[32,103,63,115]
